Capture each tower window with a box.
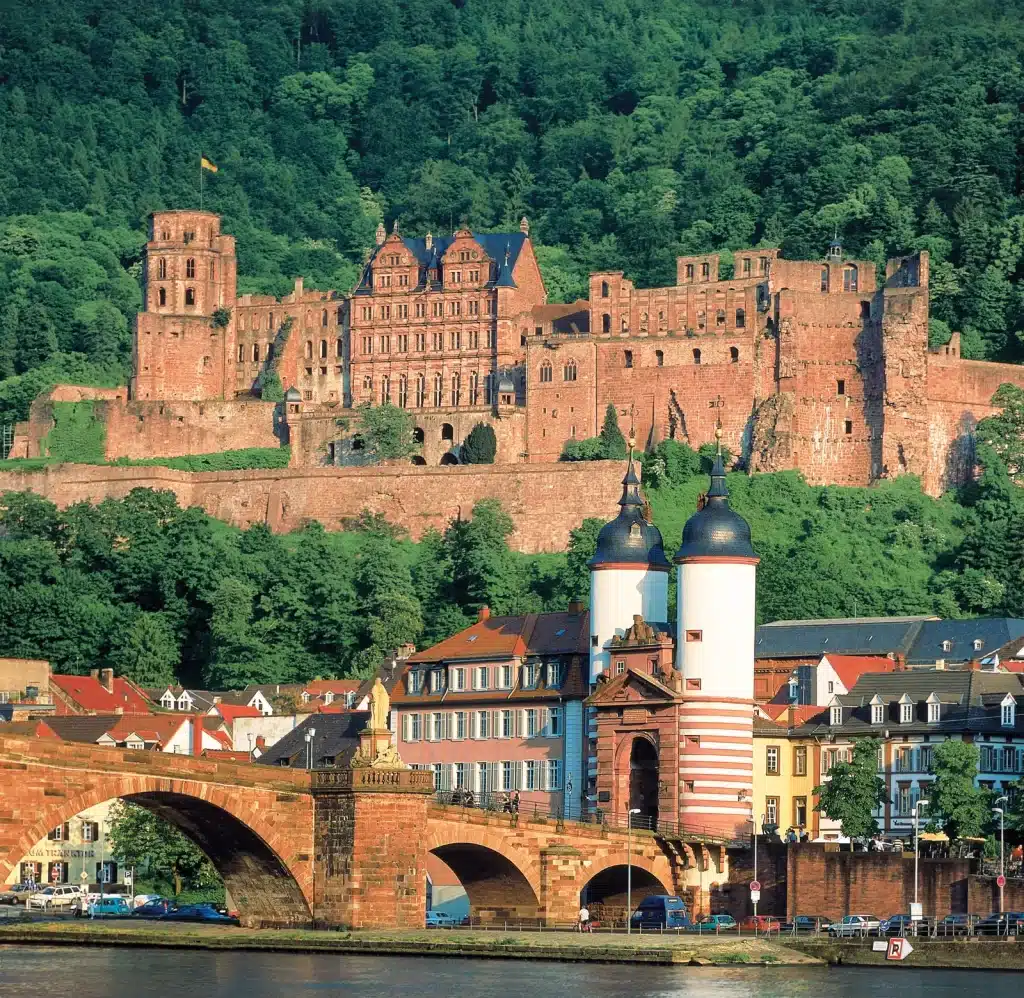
[563,359,577,382]
[540,361,552,383]
[844,419,853,435]
[692,348,701,365]
[837,379,845,396]
[686,629,702,642]
[602,313,611,334]
[158,288,166,306]
[157,259,167,279]
[601,281,609,298]
[184,288,195,306]
[185,258,195,279]
[656,350,664,366]
[624,350,633,369]
[730,346,739,363]
[820,266,829,293]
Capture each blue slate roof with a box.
[674,450,756,562]
[589,458,671,571]
[908,619,1024,665]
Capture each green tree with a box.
[813,738,885,846]
[461,422,497,464]
[599,404,628,460]
[108,612,179,686]
[356,403,417,462]
[106,801,220,897]
[258,369,284,402]
[930,739,989,840]
[560,517,604,603]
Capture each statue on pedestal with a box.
[351,675,409,770]
[369,676,389,730]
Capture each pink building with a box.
[391,606,590,816]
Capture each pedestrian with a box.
[578,904,591,933]
[500,791,511,813]
[511,790,520,813]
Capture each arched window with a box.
[252,344,260,362]
[416,375,426,407]
[411,455,427,465]
[601,281,609,298]
[540,361,553,383]
[441,423,454,441]
[362,375,373,393]
[450,372,460,406]
[563,359,577,382]
[655,350,664,367]
[157,259,167,279]
[268,313,275,330]
[693,348,701,364]
[252,315,260,331]
[843,264,858,292]
[237,344,244,362]
[820,266,830,293]
[185,258,195,279]
[305,311,312,328]
[336,338,343,358]
[209,261,216,280]
[398,375,408,408]
[321,309,328,327]
[469,371,479,404]
[320,339,327,359]
[735,308,745,328]
[716,309,726,327]
[158,288,166,306]
[337,306,344,324]
[185,288,195,306]
[304,341,313,360]
[433,373,443,407]
[602,313,611,334]
[413,427,425,444]
[381,375,391,404]
[730,346,739,363]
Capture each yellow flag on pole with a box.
[201,156,218,173]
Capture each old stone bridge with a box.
[0,735,729,929]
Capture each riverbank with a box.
[788,937,1024,971]
[0,921,817,966]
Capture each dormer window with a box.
[899,694,914,723]
[323,691,334,705]
[450,667,465,692]
[870,700,884,725]
[926,693,940,724]
[176,695,190,711]
[161,692,174,709]
[1002,695,1016,728]
[301,691,311,703]
[547,662,564,688]
[942,640,952,652]
[430,669,446,694]
[974,639,984,651]
[407,671,423,695]
[830,704,842,726]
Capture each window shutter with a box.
[402,714,409,742]
[92,822,100,842]
[63,822,70,841]
[444,712,453,740]
[488,762,499,800]
[515,710,523,738]
[492,710,501,738]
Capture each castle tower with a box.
[133,210,238,401]
[587,454,671,683]
[674,433,758,836]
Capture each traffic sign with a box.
[910,902,923,922]
[887,938,913,961]
[750,880,761,891]
[997,874,1007,888]
[124,870,134,886]
[750,889,761,903]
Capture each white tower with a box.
[587,455,670,683]
[674,434,758,836]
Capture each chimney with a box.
[567,599,585,615]
[294,276,304,299]
[99,668,114,693]
[478,606,490,622]
[520,216,529,236]
[256,735,266,750]
[90,669,100,681]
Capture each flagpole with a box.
[200,156,204,211]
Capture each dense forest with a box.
[4,0,1024,423]
[2,393,1023,688]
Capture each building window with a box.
[730,346,739,363]
[563,359,577,382]
[451,373,460,406]
[475,711,489,739]
[500,709,513,738]
[430,712,444,741]
[830,705,842,726]
[547,662,564,688]
[794,796,807,828]
[252,344,260,362]
[624,350,633,368]
[600,313,611,334]
[766,745,780,775]
[416,375,426,408]
[845,419,853,435]
[157,259,167,279]
[473,667,489,691]
[453,763,466,789]
[735,308,745,328]
[525,708,538,737]
[381,375,390,404]
[539,361,553,383]
[601,281,610,297]
[765,797,779,827]
[398,375,408,409]
[615,660,625,675]
[433,374,443,407]
[547,707,562,737]
[871,703,884,724]
[927,700,940,723]
[185,288,195,306]
[469,371,479,404]
[716,309,726,327]
[47,823,68,842]
[498,665,514,690]
[692,348,701,364]
[158,287,166,306]
[430,669,445,694]
[843,264,858,292]
[701,262,709,280]
[319,339,328,359]
[454,711,466,740]
[900,701,913,723]
[837,379,846,396]
[407,671,423,695]
[546,759,562,791]
[794,746,807,776]
[820,266,829,293]
[1003,699,1016,727]
[524,760,537,790]
[685,629,702,642]
[185,258,195,278]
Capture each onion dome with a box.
[674,438,756,562]
[588,456,671,571]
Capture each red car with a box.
[741,914,781,932]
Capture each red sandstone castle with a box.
[29,209,1024,492]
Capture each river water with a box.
[0,947,1016,997]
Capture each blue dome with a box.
[589,459,671,571]
[674,450,756,562]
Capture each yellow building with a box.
[752,715,818,839]
[4,799,119,888]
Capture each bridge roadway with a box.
[0,735,729,928]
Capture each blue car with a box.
[86,897,132,918]
[630,895,691,929]
[131,897,174,919]
[162,903,240,926]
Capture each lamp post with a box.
[913,798,929,922]
[995,796,1008,913]
[748,813,764,917]
[305,726,317,770]
[626,808,640,933]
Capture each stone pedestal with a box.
[311,767,433,929]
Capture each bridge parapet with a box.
[312,767,433,794]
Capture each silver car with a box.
[828,914,881,937]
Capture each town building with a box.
[50,669,152,715]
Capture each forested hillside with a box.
[3,0,1024,420]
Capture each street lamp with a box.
[626,808,640,934]
[305,727,317,770]
[748,814,765,917]
[995,796,1009,913]
[913,798,929,922]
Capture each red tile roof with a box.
[51,674,153,714]
[824,654,900,690]
[101,714,187,746]
[302,680,362,695]
[761,703,827,725]
[408,611,589,664]
[210,703,262,723]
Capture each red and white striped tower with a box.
[674,432,758,838]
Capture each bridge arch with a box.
[0,772,313,929]
[424,823,541,923]
[580,860,671,920]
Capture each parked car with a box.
[82,897,132,918]
[0,884,34,905]
[828,914,881,937]
[425,910,457,927]
[72,892,124,916]
[131,894,162,909]
[740,914,781,932]
[25,885,83,911]
[692,913,737,931]
[975,912,1024,936]
[629,895,691,929]
[131,897,174,919]
[162,903,239,926]
[936,913,977,937]
[781,915,831,933]
[879,914,919,936]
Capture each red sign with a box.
[887,938,913,961]
[997,874,1007,888]
[750,880,761,891]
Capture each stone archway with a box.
[430,842,541,922]
[628,736,659,825]
[580,862,670,922]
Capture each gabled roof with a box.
[101,714,188,746]
[908,619,1024,665]
[51,674,152,714]
[43,714,127,743]
[302,680,362,696]
[256,712,369,769]
[587,665,678,706]
[823,654,900,690]
[209,703,262,723]
[756,617,932,661]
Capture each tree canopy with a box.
[813,738,886,844]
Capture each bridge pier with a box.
[312,767,434,929]
[539,845,588,925]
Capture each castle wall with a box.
[0,461,624,553]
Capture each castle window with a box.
[693,348,701,364]
[601,281,609,298]
[860,301,871,320]
[337,306,344,324]
[381,375,390,404]
[735,308,745,328]
[320,339,327,359]
[336,338,343,358]
[433,373,443,407]
[362,375,373,393]
[730,346,739,363]
[563,359,577,382]
[322,309,328,327]
[716,309,726,326]
[451,373,460,406]
[361,336,372,354]
[185,258,195,279]
[305,341,313,360]
[158,288,166,306]
[183,230,194,244]
[742,258,752,276]
[469,371,479,404]
[686,264,694,281]
[602,313,611,334]
[701,262,709,280]
[820,267,829,293]
[185,288,195,306]
[157,259,167,279]
[540,361,553,383]
[398,375,408,408]
[624,350,633,369]
[269,313,275,330]
[837,379,845,395]
[656,350,664,367]
[845,419,853,435]
[237,345,244,363]
[442,422,454,441]
[252,344,259,362]
[843,264,858,292]
[209,261,216,280]
[450,330,461,350]
[759,256,769,274]
[416,375,426,407]
[253,315,260,331]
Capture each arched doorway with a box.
[410,455,427,465]
[629,737,659,826]
[440,452,459,465]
